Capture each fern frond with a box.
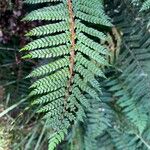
[84,95,114,150]
[141,0,150,27]
[22,0,111,149]
[28,57,70,77]
[26,21,69,37]
[48,129,67,150]
[106,77,148,134]
[141,0,150,11]
[22,33,69,51]
[23,45,70,59]
[107,120,150,150]
[107,0,150,135]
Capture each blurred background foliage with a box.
[0,0,41,149]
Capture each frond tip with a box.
[48,129,67,150]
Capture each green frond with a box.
[28,57,69,78]
[106,77,148,134]
[72,87,90,109]
[106,0,150,135]
[140,0,150,27]
[141,0,150,11]
[23,45,70,59]
[76,20,107,40]
[48,129,67,150]
[76,43,109,65]
[77,33,109,55]
[108,124,150,150]
[83,95,114,150]
[23,4,68,21]
[30,68,69,95]
[38,98,64,113]
[75,53,106,78]
[21,33,69,51]
[32,88,65,105]
[26,21,69,36]
[22,0,111,148]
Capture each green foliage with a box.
[17,0,150,149]
[108,0,150,134]
[86,1,150,149]
[22,0,111,149]
[141,0,150,27]
[132,0,150,26]
[84,97,114,150]
[141,0,150,11]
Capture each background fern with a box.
[83,0,150,149]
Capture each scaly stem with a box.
[64,0,76,107]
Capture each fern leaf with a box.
[141,0,150,11]
[106,0,150,135]
[22,0,111,149]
